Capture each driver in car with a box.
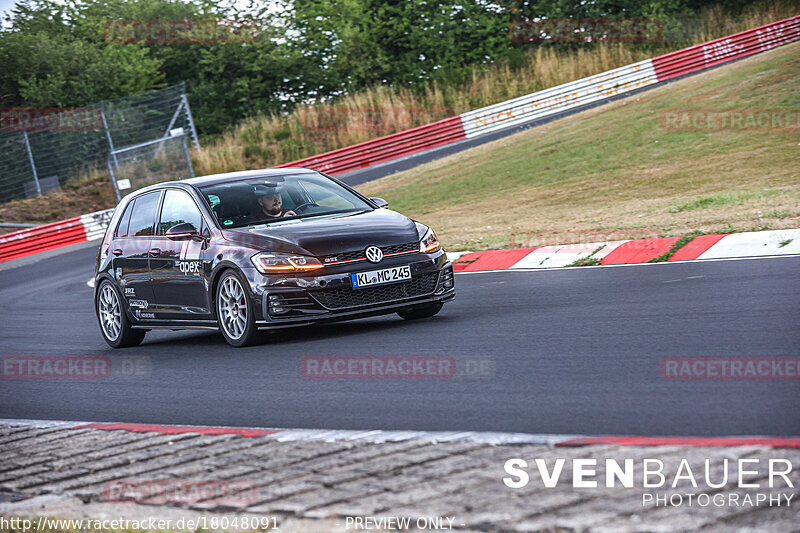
[252,183,296,219]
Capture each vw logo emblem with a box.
[365,245,383,263]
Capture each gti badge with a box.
[365,245,383,263]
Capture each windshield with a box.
[198,172,373,228]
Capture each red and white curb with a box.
[2,419,799,449]
[447,228,800,273]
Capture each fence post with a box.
[22,131,42,196]
[106,159,121,202]
[180,82,200,151]
[163,98,185,139]
[181,135,195,178]
[100,100,121,202]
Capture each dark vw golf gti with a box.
[94,168,455,347]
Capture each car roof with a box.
[130,168,319,196]
[184,167,318,187]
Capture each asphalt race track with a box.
[1,244,798,436]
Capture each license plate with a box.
[351,265,411,288]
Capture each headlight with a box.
[251,252,323,274]
[419,228,441,253]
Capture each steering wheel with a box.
[293,202,319,214]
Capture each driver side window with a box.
[158,190,204,235]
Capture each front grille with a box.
[310,272,439,310]
[322,242,418,264]
[382,242,418,255]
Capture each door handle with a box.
[112,249,123,256]
[149,248,162,256]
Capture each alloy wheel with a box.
[218,275,248,340]
[98,284,121,341]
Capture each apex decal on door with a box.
[178,261,202,274]
[128,299,148,309]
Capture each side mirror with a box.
[166,222,200,240]
[370,197,389,208]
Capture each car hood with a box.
[220,208,421,256]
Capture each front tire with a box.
[216,270,259,347]
[96,280,145,348]
[397,302,443,321]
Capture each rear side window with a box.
[158,190,204,235]
[114,201,134,238]
[127,192,161,237]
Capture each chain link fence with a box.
[0,82,199,205]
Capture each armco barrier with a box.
[459,16,799,139]
[0,208,112,263]
[459,59,658,138]
[0,16,797,263]
[652,16,800,81]
[0,217,85,262]
[276,115,466,175]
[282,15,798,174]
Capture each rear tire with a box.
[397,302,443,321]
[96,280,146,348]
[216,270,260,347]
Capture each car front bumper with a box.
[242,250,454,329]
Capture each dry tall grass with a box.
[193,0,799,176]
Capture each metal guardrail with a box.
[0,208,113,263]
[282,15,799,174]
[457,16,799,138]
[277,116,467,175]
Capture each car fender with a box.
[208,260,258,318]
